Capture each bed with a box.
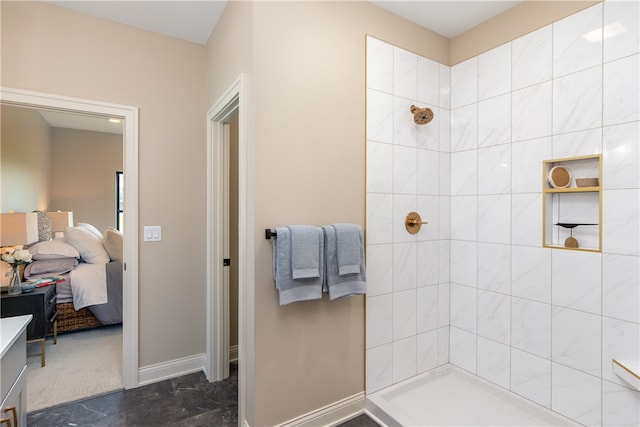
[25,223,123,334]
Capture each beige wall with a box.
[1,105,50,212]
[1,1,208,366]
[49,128,122,233]
[449,0,602,64]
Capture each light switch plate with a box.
[143,225,162,242]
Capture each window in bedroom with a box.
[116,171,124,232]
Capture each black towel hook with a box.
[265,229,277,240]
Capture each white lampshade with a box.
[0,212,39,246]
[46,211,74,232]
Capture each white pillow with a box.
[76,223,104,239]
[64,226,110,264]
[103,227,123,261]
[29,239,80,260]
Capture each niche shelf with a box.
[542,154,602,252]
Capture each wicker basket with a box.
[56,302,103,333]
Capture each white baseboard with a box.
[138,353,205,386]
[276,392,365,427]
[230,344,238,362]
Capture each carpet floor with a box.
[26,324,123,412]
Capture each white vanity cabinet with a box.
[1,315,32,427]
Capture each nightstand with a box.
[1,285,58,367]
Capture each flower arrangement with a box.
[2,246,33,295]
[2,246,33,268]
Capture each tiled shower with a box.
[365,2,640,426]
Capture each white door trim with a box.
[206,73,252,426]
[0,86,140,389]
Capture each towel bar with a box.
[265,229,277,239]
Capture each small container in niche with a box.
[575,177,599,187]
[548,166,571,188]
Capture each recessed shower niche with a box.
[543,154,602,252]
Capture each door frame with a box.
[206,73,252,424]
[0,86,139,389]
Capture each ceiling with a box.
[45,0,522,44]
[34,0,522,132]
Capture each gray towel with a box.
[322,225,366,300]
[272,226,323,305]
[333,223,363,276]
[288,225,322,279]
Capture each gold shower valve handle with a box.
[405,212,428,234]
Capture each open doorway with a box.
[0,87,139,410]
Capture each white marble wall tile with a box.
[451,150,478,195]
[417,285,439,333]
[552,128,602,159]
[417,196,438,242]
[511,193,543,247]
[451,196,478,241]
[438,241,450,284]
[367,89,394,143]
[438,326,450,365]
[512,81,552,142]
[450,327,477,374]
[366,343,393,394]
[511,137,552,193]
[450,283,477,333]
[393,289,417,340]
[553,66,602,135]
[392,194,417,243]
[439,64,451,109]
[393,145,417,194]
[511,348,552,408]
[392,242,416,292]
[511,245,551,303]
[366,294,393,349]
[478,144,511,195]
[552,306,602,377]
[451,57,477,109]
[366,141,393,193]
[417,329,439,373]
[366,193,393,245]
[394,96,419,147]
[601,317,640,388]
[417,56,440,107]
[478,94,511,148]
[553,4,602,78]
[417,149,439,195]
[603,189,640,256]
[417,106,439,151]
[394,47,417,99]
[439,109,451,153]
[511,297,551,358]
[551,250,602,314]
[366,36,393,93]
[478,43,511,100]
[477,290,510,344]
[551,363,602,427]
[438,283,449,328]
[438,152,450,196]
[438,195,451,240]
[450,104,478,152]
[602,380,640,427]
[393,336,417,383]
[417,240,438,288]
[512,25,553,91]
[602,253,640,324]
[477,243,510,294]
[450,239,478,288]
[603,54,640,126]
[477,337,510,389]
[365,244,393,297]
[603,0,640,63]
[478,195,511,245]
[603,122,640,190]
